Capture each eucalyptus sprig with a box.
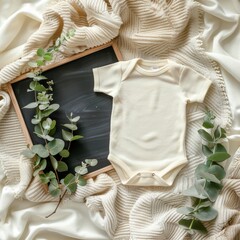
[177,110,230,235]
[21,29,98,217]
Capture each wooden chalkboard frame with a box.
[7,41,122,178]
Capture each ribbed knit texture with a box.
[0,0,238,239]
[0,90,10,121]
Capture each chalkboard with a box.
[7,42,122,178]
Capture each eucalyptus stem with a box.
[21,29,98,217]
[45,189,68,218]
[177,110,230,235]
[189,218,195,229]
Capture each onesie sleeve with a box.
[179,65,212,103]
[93,62,122,97]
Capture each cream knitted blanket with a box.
[0,0,239,239]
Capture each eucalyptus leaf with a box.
[49,125,56,136]
[202,112,214,128]
[202,145,212,157]
[23,102,38,109]
[195,164,221,184]
[195,200,212,210]
[71,135,83,141]
[33,168,41,177]
[63,173,75,185]
[63,173,77,193]
[30,81,46,91]
[220,128,226,138]
[41,104,60,117]
[39,173,50,184]
[220,128,226,134]
[63,123,77,131]
[77,175,87,186]
[206,110,215,120]
[42,118,52,130]
[204,182,223,202]
[178,219,207,234]
[37,60,44,66]
[39,159,47,170]
[189,219,208,234]
[33,159,47,176]
[26,72,37,78]
[85,159,92,165]
[89,159,98,167]
[59,149,70,158]
[208,165,226,181]
[193,206,218,221]
[39,171,56,184]
[39,104,48,110]
[207,152,231,162]
[48,103,60,111]
[203,115,214,129]
[47,139,65,156]
[198,129,213,142]
[46,171,56,180]
[50,155,58,170]
[43,53,53,61]
[57,161,68,172]
[34,155,41,168]
[177,207,194,215]
[81,162,87,167]
[62,129,73,141]
[71,116,80,122]
[195,179,208,196]
[182,185,207,199]
[214,143,227,153]
[50,120,56,130]
[49,179,61,197]
[32,144,49,158]
[202,121,214,129]
[85,159,98,167]
[75,166,88,175]
[214,126,221,139]
[178,218,193,230]
[21,148,35,158]
[38,99,49,106]
[31,118,41,125]
[37,48,45,57]
[36,134,54,141]
[33,75,48,81]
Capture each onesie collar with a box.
[122,58,169,80]
[135,58,169,76]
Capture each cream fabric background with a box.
[0,1,110,239]
[199,0,240,155]
[0,0,240,239]
[0,0,49,68]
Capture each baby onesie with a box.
[93,58,212,186]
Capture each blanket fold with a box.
[0,0,238,239]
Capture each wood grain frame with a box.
[7,41,122,179]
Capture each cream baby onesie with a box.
[93,58,212,186]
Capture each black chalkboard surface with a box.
[8,42,122,178]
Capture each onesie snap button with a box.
[152,173,155,176]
